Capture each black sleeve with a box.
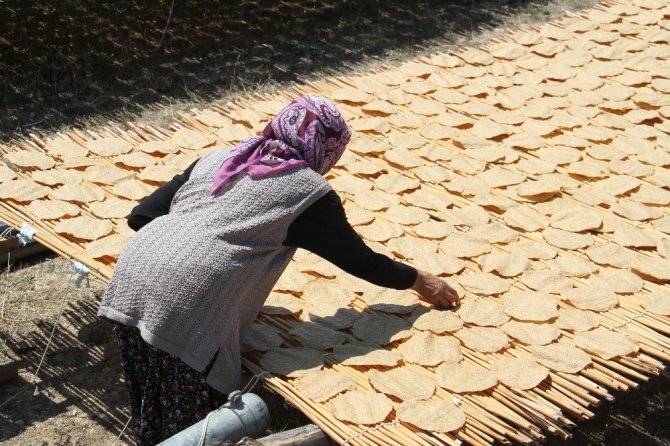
[127,160,199,231]
[284,190,418,290]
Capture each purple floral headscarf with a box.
[210,95,351,195]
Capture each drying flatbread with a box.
[409,307,463,333]
[114,152,157,169]
[384,147,426,168]
[60,156,98,169]
[85,233,128,259]
[303,279,354,308]
[491,358,549,390]
[630,255,670,281]
[259,348,324,378]
[5,150,56,170]
[137,166,180,183]
[31,169,81,186]
[330,391,393,425]
[458,300,509,326]
[549,208,602,232]
[612,226,659,248]
[294,370,355,403]
[261,292,302,315]
[54,216,113,241]
[332,88,373,104]
[561,288,618,312]
[350,117,390,134]
[387,236,436,260]
[87,199,136,219]
[45,137,88,157]
[542,228,594,250]
[138,140,180,154]
[639,292,670,316]
[361,100,398,115]
[478,252,530,277]
[573,328,639,359]
[362,288,420,314]
[503,207,549,231]
[354,190,400,211]
[344,205,375,226]
[469,223,519,244]
[368,367,435,401]
[375,173,420,194]
[611,201,663,221]
[85,164,134,185]
[412,165,451,183]
[436,362,497,393]
[440,233,491,258]
[52,184,105,203]
[456,327,509,353]
[307,305,360,330]
[501,291,558,321]
[589,268,644,294]
[164,154,199,171]
[289,323,346,350]
[584,243,634,268]
[332,344,401,367]
[412,252,465,277]
[26,199,81,220]
[556,308,600,332]
[112,179,155,200]
[502,320,561,345]
[240,323,283,352]
[546,253,598,277]
[508,239,558,260]
[532,343,592,373]
[352,315,412,345]
[87,137,133,156]
[413,221,455,240]
[346,159,386,176]
[444,204,490,227]
[398,331,462,366]
[459,272,509,296]
[0,179,48,202]
[396,400,466,433]
[357,220,404,242]
[0,165,17,182]
[385,205,430,225]
[170,128,216,150]
[404,187,452,212]
[520,269,573,293]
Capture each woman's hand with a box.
[411,269,461,309]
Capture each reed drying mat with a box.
[2,0,670,444]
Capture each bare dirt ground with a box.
[2,1,669,445]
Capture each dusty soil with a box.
[3,1,669,445]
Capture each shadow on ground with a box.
[2,0,566,139]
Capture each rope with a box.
[31,268,76,394]
[240,371,270,395]
[17,223,37,246]
[196,411,214,446]
[195,371,269,446]
[111,415,132,446]
[0,252,28,322]
[342,420,399,446]
[609,310,650,331]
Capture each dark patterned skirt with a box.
[114,324,228,446]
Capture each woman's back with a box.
[99,148,331,392]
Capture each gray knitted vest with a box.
[98,148,331,392]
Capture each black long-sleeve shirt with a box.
[128,162,417,289]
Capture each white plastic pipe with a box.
[158,391,270,446]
